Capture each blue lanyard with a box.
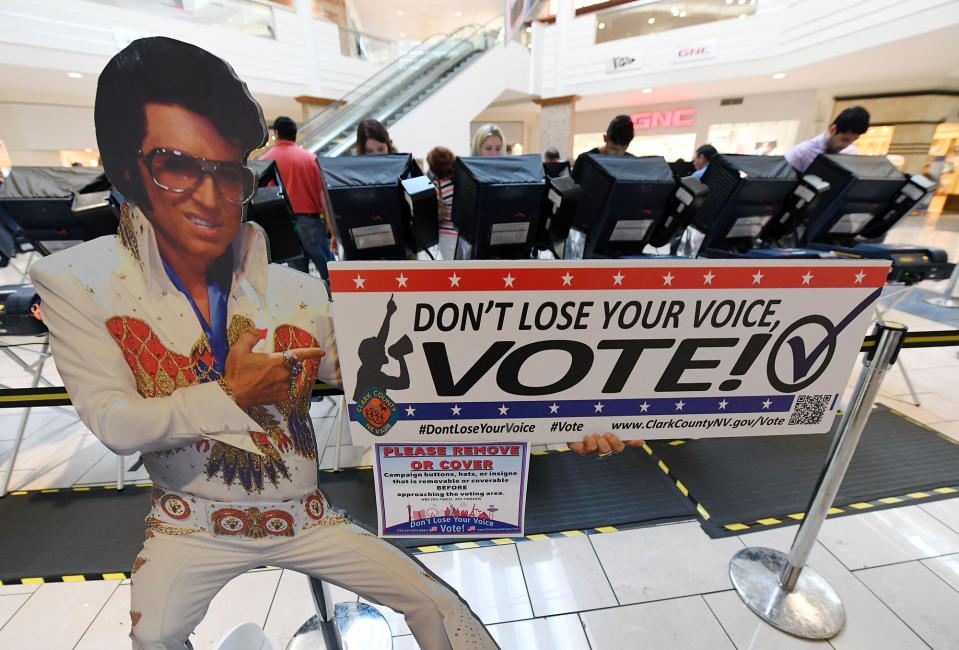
[162,248,233,378]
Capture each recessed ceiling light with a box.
[399,32,406,37]
[84,148,92,152]
[680,10,686,17]
[739,13,746,19]
[726,0,733,4]
[642,88,653,94]
[598,22,605,29]
[671,7,679,15]
[396,9,403,15]
[455,11,461,16]
[648,17,655,24]
[772,72,786,79]
[67,72,83,79]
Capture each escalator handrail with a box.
[293,23,486,151]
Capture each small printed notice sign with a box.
[373,442,529,538]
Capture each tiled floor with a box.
[1,214,959,649]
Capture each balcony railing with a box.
[86,0,277,39]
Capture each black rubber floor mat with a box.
[0,447,695,580]
[647,404,959,537]
[0,486,151,582]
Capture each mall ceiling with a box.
[350,0,504,41]
[1,8,956,115]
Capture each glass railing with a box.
[291,17,504,157]
[595,0,759,43]
[338,25,397,64]
[86,0,277,39]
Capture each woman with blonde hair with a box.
[470,123,505,156]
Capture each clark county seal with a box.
[354,388,399,436]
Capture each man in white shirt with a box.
[785,106,870,172]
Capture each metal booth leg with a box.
[116,454,126,490]
[729,322,907,639]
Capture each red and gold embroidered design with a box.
[106,315,290,492]
[205,414,290,491]
[304,494,325,521]
[159,494,190,520]
[261,509,295,536]
[227,314,258,347]
[211,507,250,536]
[131,556,148,574]
[301,492,348,530]
[105,316,212,398]
[145,516,203,536]
[273,324,321,460]
[210,506,295,538]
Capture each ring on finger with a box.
[597,450,613,459]
[281,350,303,378]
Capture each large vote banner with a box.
[328,259,889,444]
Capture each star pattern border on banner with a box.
[350,395,798,421]
[330,266,886,293]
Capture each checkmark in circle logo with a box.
[766,287,882,393]
[767,315,837,392]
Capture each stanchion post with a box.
[729,321,907,639]
[923,260,959,308]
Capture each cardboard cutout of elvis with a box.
[29,37,497,650]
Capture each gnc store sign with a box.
[630,108,696,130]
[673,39,718,63]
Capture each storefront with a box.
[927,122,959,214]
[572,89,816,162]
[833,90,959,214]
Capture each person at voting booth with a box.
[356,118,398,156]
[582,114,636,158]
[785,106,870,172]
[427,145,458,260]
[259,116,335,281]
[28,37,498,650]
[470,123,505,156]
[691,143,717,180]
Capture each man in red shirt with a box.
[261,116,334,280]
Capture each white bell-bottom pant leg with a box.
[129,531,260,649]
[128,523,498,650]
[268,521,499,650]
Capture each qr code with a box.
[788,394,833,425]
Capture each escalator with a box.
[287,18,503,158]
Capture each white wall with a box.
[0,0,385,164]
[534,0,959,99]
[0,102,97,164]
[0,0,307,98]
[389,41,532,160]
